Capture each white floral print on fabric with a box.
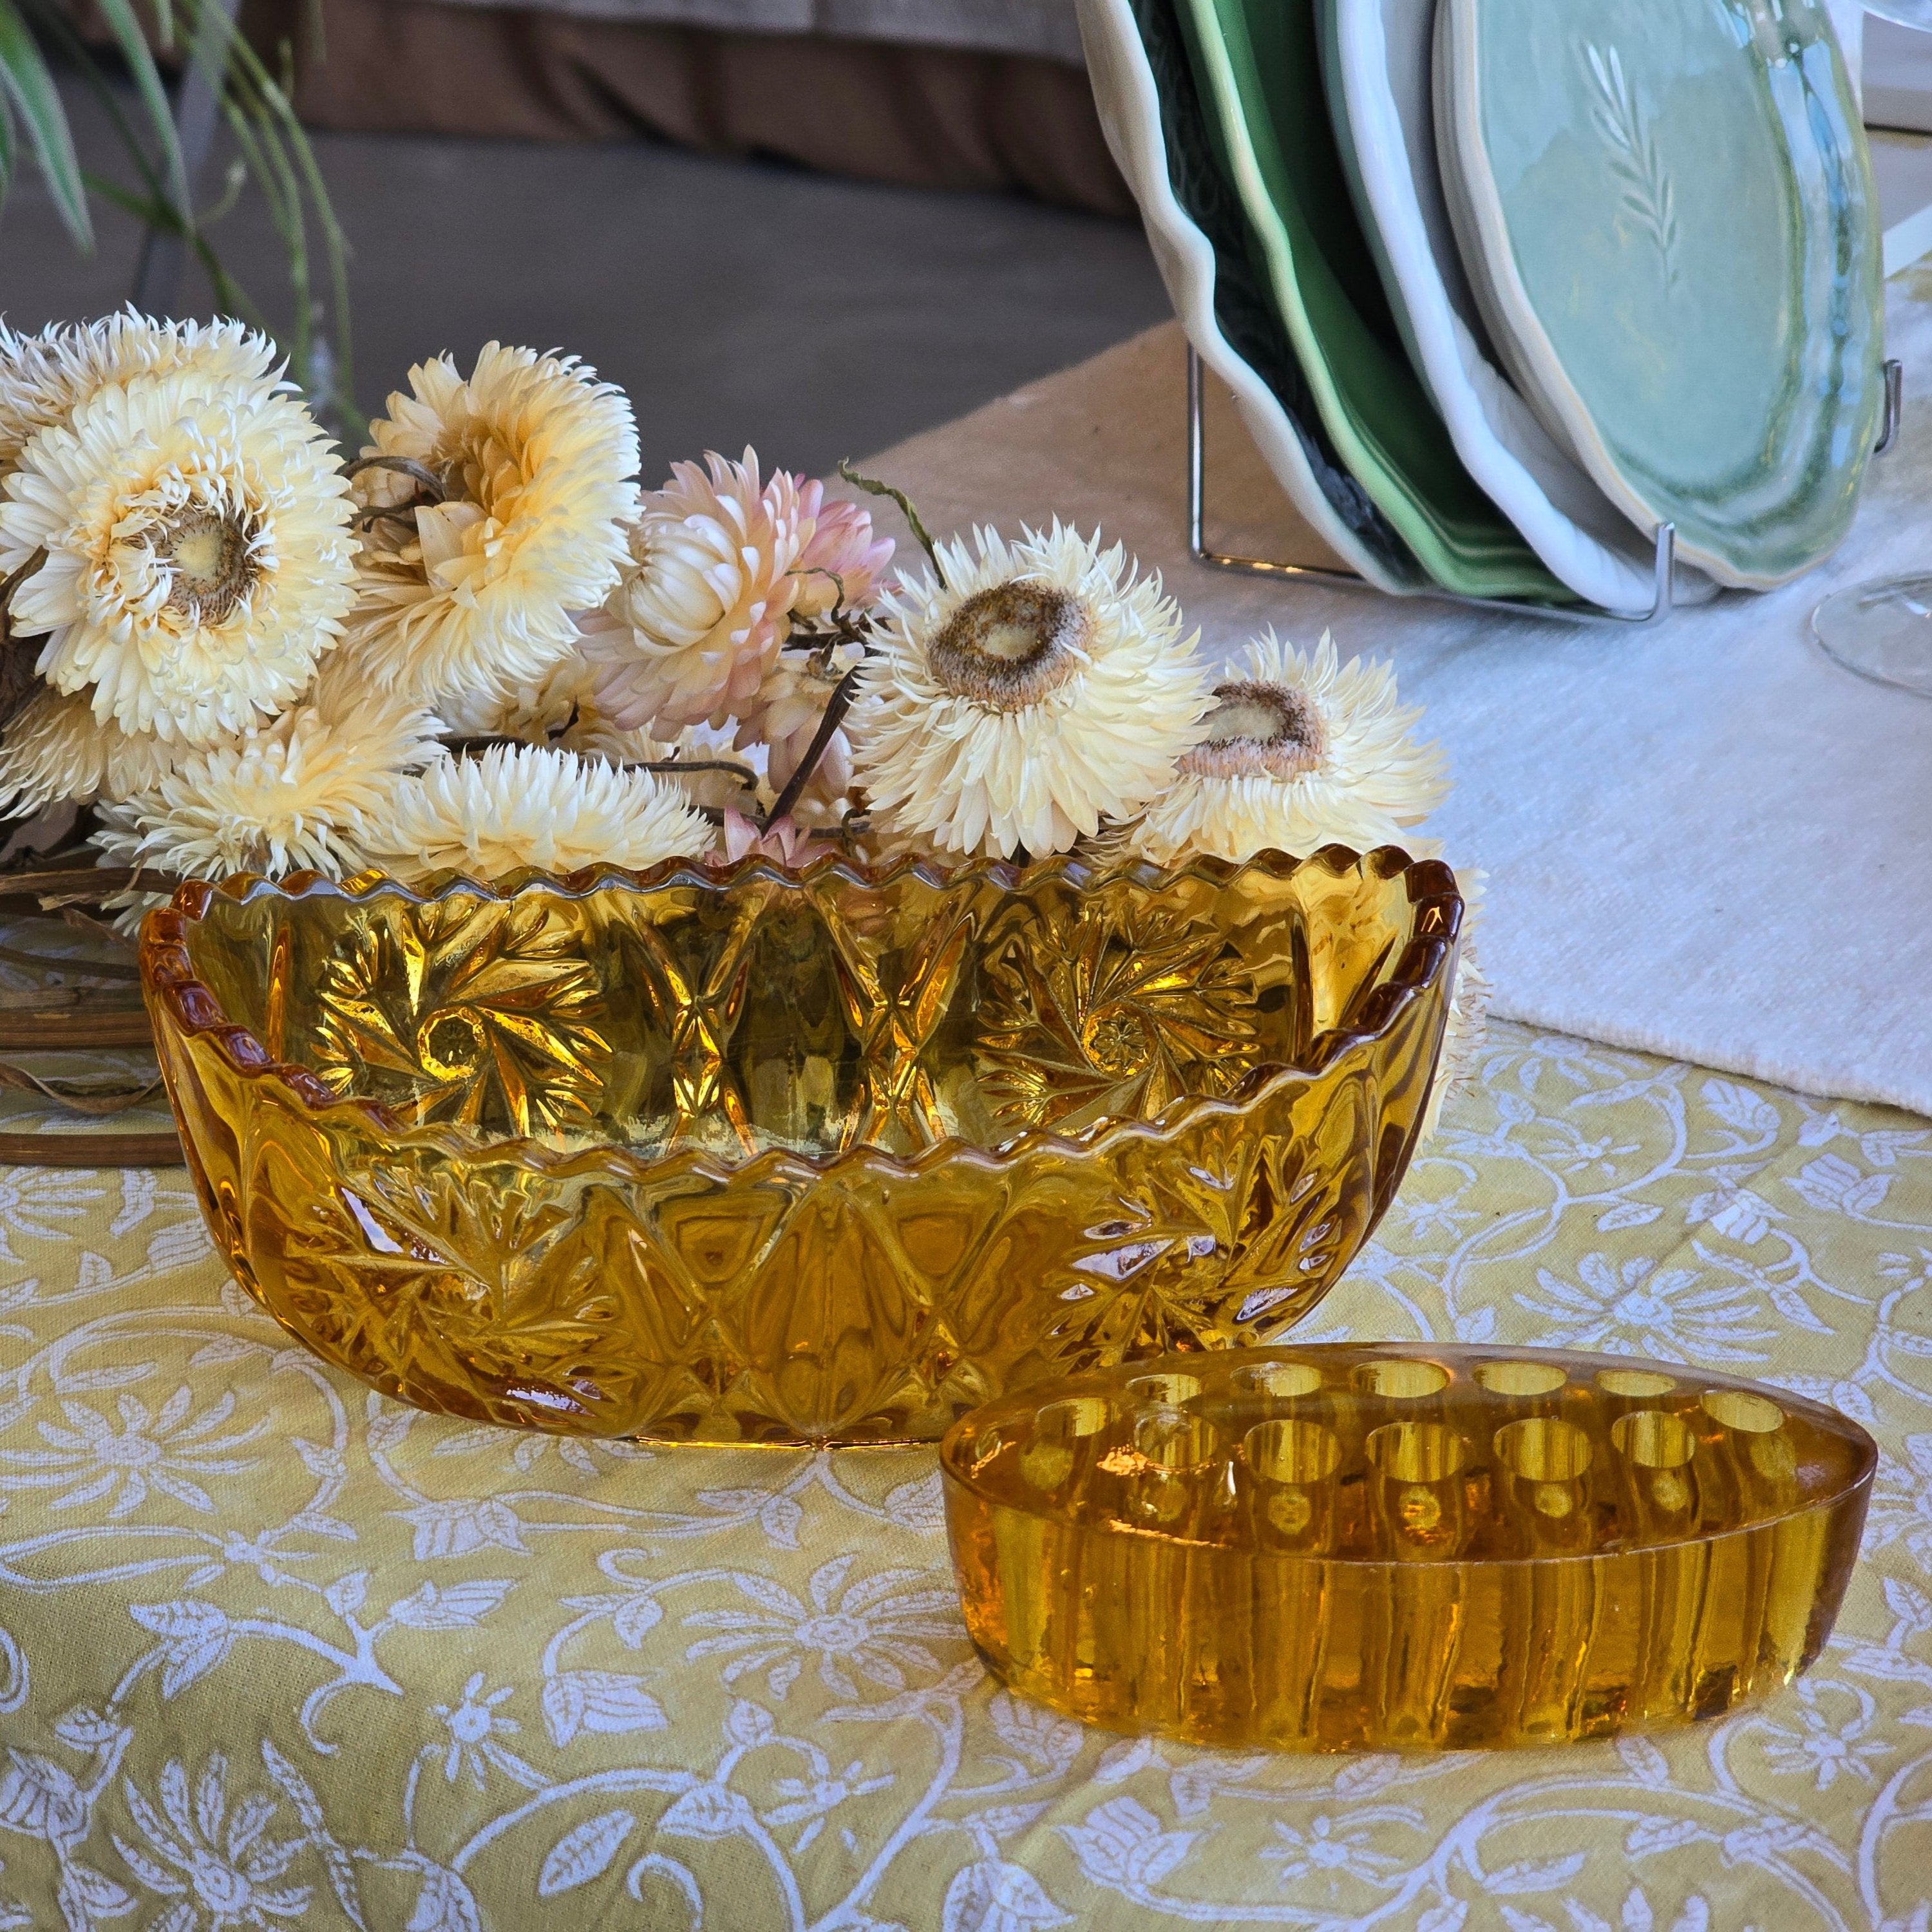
[1,1387,265,1519]
[0,1021,1928,1929]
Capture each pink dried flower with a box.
[582,449,806,733]
[790,483,895,620]
[719,808,812,866]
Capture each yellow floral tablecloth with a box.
[1,1019,1929,1931]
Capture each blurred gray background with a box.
[0,79,1170,482]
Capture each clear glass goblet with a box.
[1812,6,1927,694]
[1813,575,1932,697]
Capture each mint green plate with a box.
[1174,0,1570,602]
[1437,0,1884,590]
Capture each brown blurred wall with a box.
[186,0,1131,214]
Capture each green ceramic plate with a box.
[1092,0,1425,590]
[1173,0,1569,602]
[1437,0,1884,590]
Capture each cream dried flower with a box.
[561,712,755,813]
[438,649,609,746]
[0,366,356,745]
[362,743,712,884]
[0,310,279,474]
[848,522,1211,860]
[93,683,443,887]
[790,481,893,621]
[440,647,658,758]
[583,450,806,732]
[437,649,756,813]
[1132,629,1448,867]
[0,688,180,818]
[346,344,638,707]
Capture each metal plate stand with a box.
[1186,346,1904,628]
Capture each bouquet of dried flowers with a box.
[0,315,1484,1133]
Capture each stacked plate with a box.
[1076,0,1887,614]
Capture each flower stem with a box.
[632,757,762,789]
[342,454,446,499]
[764,663,864,831]
[353,504,425,534]
[835,460,943,586]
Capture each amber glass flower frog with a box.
[942,1344,1876,1749]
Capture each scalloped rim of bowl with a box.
[139,844,1462,1187]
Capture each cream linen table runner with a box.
[831,283,1932,1118]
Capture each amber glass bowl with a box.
[140,849,1461,1444]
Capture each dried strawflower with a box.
[439,650,757,817]
[436,649,655,754]
[435,652,587,746]
[362,743,711,883]
[583,449,805,732]
[573,721,757,816]
[848,522,1210,860]
[740,644,861,807]
[790,481,893,621]
[1132,629,1447,866]
[0,688,180,819]
[719,808,811,866]
[93,682,442,886]
[0,366,356,745]
[0,310,278,474]
[346,344,638,707]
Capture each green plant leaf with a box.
[218,26,360,422]
[183,0,233,129]
[220,90,307,367]
[0,0,90,246]
[80,164,178,230]
[91,0,191,228]
[82,165,270,334]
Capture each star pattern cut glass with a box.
[140,849,1460,1444]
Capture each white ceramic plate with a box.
[1435,0,1884,590]
[1076,0,1424,592]
[1319,0,1710,613]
